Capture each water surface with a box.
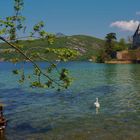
[0,62,140,140]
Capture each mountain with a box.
[55,32,66,38]
[0,35,105,61]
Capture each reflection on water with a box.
[0,62,140,140]
[96,108,99,115]
[0,131,7,140]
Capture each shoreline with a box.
[105,60,133,64]
[0,59,140,64]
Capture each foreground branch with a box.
[0,36,64,88]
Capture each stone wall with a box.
[117,50,140,61]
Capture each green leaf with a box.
[0,28,6,35]
[12,69,19,75]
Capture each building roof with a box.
[133,24,140,37]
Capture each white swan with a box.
[94,98,100,108]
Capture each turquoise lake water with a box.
[0,62,140,140]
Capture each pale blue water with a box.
[0,62,140,140]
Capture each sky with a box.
[0,0,140,40]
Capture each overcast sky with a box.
[0,0,140,40]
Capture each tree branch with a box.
[0,36,64,88]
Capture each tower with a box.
[133,24,140,49]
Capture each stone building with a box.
[133,24,140,49]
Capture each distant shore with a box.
[105,60,140,64]
[0,58,140,64]
[0,58,4,62]
[105,60,133,64]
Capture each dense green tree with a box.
[96,49,106,63]
[114,38,127,51]
[105,33,117,59]
[0,0,78,90]
[119,38,126,48]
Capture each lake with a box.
[0,62,140,140]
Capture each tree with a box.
[119,38,126,47]
[127,36,133,49]
[127,36,133,44]
[114,38,127,51]
[0,0,78,90]
[105,33,117,59]
[119,38,127,50]
[96,49,106,63]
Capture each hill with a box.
[0,35,105,61]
